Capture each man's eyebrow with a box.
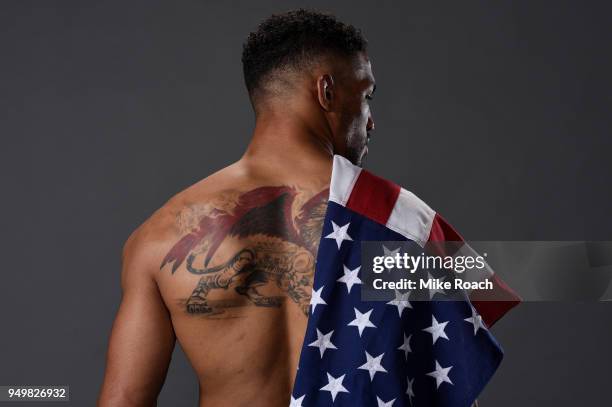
[371,84,377,94]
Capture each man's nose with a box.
[367,115,375,132]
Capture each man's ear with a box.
[316,74,335,112]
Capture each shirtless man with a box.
[98,9,375,406]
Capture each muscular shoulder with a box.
[121,165,245,279]
[120,204,177,286]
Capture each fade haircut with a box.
[242,9,368,107]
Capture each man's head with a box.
[242,9,376,166]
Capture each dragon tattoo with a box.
[160,186,329,316]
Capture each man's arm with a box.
[98,230,176,407]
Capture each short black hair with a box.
[242,9,367,101]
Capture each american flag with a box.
[290,155,520,407]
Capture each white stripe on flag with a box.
[330,155,362,206]
[386,187,436,247]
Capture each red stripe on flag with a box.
[470,275,521,327]
[428,213,464,242]
[428,213,521,327]
[345,170,401,225]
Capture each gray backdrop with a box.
[1,1,611,406]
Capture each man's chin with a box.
[342,147,368,167]
[358,146,369,167]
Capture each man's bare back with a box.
[158,165,331,406]
[100,160,332,406]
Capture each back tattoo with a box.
[160,186,329,317]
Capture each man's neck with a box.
[240,113,335,185]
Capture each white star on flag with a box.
[464,306,486,335]
[426,360,453,389]
[319,372,349,401]
[308,328,337,358]
[397,333,412,359]
[386,289,412,317]
[337,265,362,293]
[310,286,327,313]
[427,272,446,299]
[377,396,396,407]
[289,394,305,407]
[358,351,387,381]
[325,221,353,249]
[382,245,400,273]
[348,307,376,337]
[406,377,415,404]
[422,315,450,345]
